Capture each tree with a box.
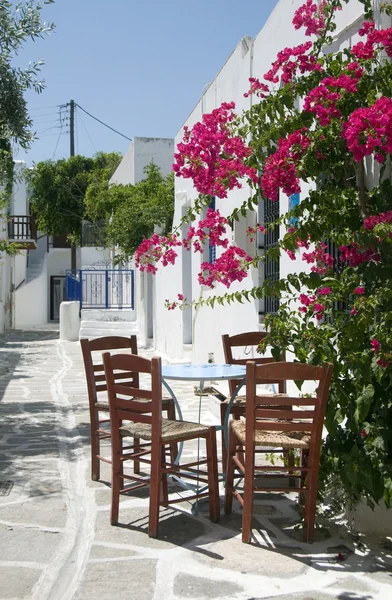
[0,0,55,198]
[84,162,174,264]
[135,0,392,509]
[29,152,121,267]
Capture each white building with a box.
[136,0,381,361]
[110,137,175,186]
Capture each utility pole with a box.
[69,99,77,270]
[69,99,75,158]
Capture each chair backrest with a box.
[222,332,285,395]
[81,336,139,408]
[245,361,334,458]
[103,352,163,440]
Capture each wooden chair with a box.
[81,335,177,481]
[220,332,286,469]
[224,361,334,544]
[103,352,220,537]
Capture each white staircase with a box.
[79,308,139,340]
[25,256,45,283]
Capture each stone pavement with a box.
[0,331,392,600]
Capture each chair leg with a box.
[220,401,228,474]
[206,428,220,523]
[166,400,178,464]
[91,409,102,481]
[303,462,319,544]
[224,427,237,515]
[110,429,122,525]
[148,443,161,538]
[242,440,255,544]
[160,446,169,507]
[299,450,308,507]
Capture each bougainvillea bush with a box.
[136,0,392,510]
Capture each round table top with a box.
[161,363,246,381]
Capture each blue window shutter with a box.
[289,193,300,226]
[209,196,216,263]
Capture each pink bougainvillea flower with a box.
[354,286,365,295]
[370,338,381,353]
[177,294,184,301]
[173,102,258,198]
[292,0,327,37]
[318,286,332,295]
[261,129,310,200]
[299,293,312,306]
[377,358,389,368]
[350,308,358,316]
[343,97,392,164]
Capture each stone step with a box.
[79,326,140,341]
[80,320,138,331]
[81,308,135,322]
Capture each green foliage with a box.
[0,0,55,190]
[29,152,121,240]
[88,162,174,264]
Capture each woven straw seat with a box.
[223,392,288,407]
[230,419,310,449]
[95,396,173,412]
[121,418,210,443]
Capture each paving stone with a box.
[194,537,308,578]
[0,565,42,598]
[95,506,207,548]
[173,573,243,598]
[74,558,157,600]
[0,494,67,528]
[0,524,60,561]
[88,543,137,559]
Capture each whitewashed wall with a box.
[110,137,174,186]
[146,0,368,362]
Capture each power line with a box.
[78,108,97,153]
[35,123,63,135]
[76,102,132,141]
[30,105,62,112]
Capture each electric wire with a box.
[75,102,132,141]
[29,105,62,112]
[77,107,98,153]
[52,105,68,160]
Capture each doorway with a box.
[50,276,66,321]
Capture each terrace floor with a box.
[0,330,391,599]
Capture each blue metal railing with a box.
[66,269,134,310]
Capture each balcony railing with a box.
[7,215,37,249]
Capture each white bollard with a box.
[59,301,80,341]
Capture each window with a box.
[208,196,216,263]
[202,196,216,264]
[289,193,300,227]
[260,195,280,316]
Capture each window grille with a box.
[259,195,280,316]
[208,197,216,263]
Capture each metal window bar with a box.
[263,196,280,315]
[208,197,216,264]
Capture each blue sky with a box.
[15,0,279,166]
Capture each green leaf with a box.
[354,384,375,425]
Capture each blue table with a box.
[161,363,246,469]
